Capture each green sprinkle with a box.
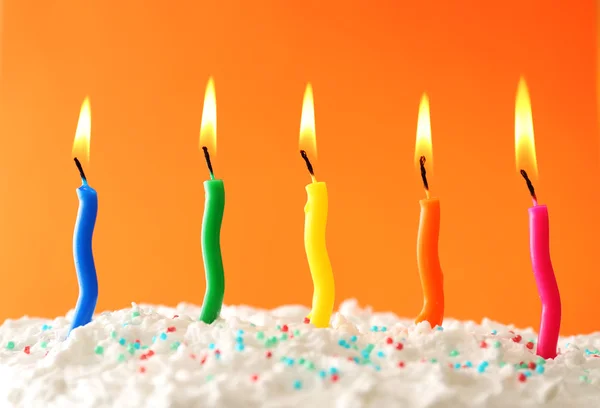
[449,350,459,357]
[127,344,136,355]
[293,330,300,336]
[306,362,315,370]
[298,358,305,365]
[280,333,288,340]
[276,325,281,330]
[40,341,48,349]
[256,331,265,340]
[94,346,104,355]
[537,357,546,365]
[499,361,506,368]
[141,345,149,350]
[132,311,140,318]
[170,341,181,350]
[117,353,126,362]
[494,341,502,348]
[206,374,214,382]
[430,358,438,363]
[111,331,117,339]
[580,375,589,382]
[6,341,15,350]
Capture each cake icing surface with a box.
[0,299,599,407]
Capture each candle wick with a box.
[202,146,215,180]
[74,157,87,182]
[519,169,538,205]
[300,150,316,182]
[419,155,429,195]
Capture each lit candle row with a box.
[67,76,560,359]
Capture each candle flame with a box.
[72,97,91,164]
[299,83,317,160]
[515,77,538,179]
[414,93,433,172]
[200,77,217,156]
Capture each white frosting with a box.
[0,299,599,407]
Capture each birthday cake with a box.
[0,300,599,407]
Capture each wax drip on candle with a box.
[419,156,430,199]
[519,170,538,206]
[74,157,88,184]
[300,150,317,183]
[202,146,215,180]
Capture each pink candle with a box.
[515,77,561,359]
[528,202,561,359]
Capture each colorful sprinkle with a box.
[117,353,126,362]
[6,341,15,350]
[526,342,534,350]
[132,311,140,318]
[40,341,48,349]
[518,373,527,382]
[159,333,168,341]
[449,350,459,357]
[293,380,303,390]
[23,346,30,355]
[536,365,545,374]
[94,346,104,355]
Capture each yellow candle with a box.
[299,83,335,328]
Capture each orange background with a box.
[0,1,598,335]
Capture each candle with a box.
[515,77,561,359]
[299,83,334,328]
[70,97,99,333]
[198,77,226,324]
[414,93,444,328]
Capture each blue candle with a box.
[69,98,98,334]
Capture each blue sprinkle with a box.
[122,323,129,327]
[353,357,360,363]
[285,358,294,366]
[293,380,302,390]
[377,351,385,358]
[536,365,545,374]
[41,324,50,331]
[524,370,532,377]
[361,350,370,359]
[344,343,351,349]
[565,342,570,347]
[350,335,357,343]
[235,336,244,343]
[436,326,444,331]
[134,342,141,349]
[119,338,126,346]
[237,329,244,336]
[319,370,327,378]
[209,343,216,350]
[235,343,245,352]
[477,363,487,373]
[381,326,387,332]
[338,339,346,346]
[330,367,338,375]
[454,363,461,369]
[152,336,157,343]
[465,361,473,367]
[491,330,497,335]
[374,365,381,371]
[371,326,379,332]
[160,333,167,341]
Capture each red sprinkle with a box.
[147,350,155,357]
[518,373,527,382]
[265,351,272,358]
[135,339,140,344]
[512,335,522,343]
[200,356,207,365]
[331,374,339,382]
[23,346,30,355]
[526,342,534,350]
[167,327,176,333]
[303,317,310,324]
[139,366,146,373]
[215,349,221,355]
[479,341,488,349]
[386,337,393,345]
[398,361,405,368]
[395,343,404,351]
[528,362,536,370]
[190,353,197,360]
[140,354,147,360]
[251,374,259,382]
[281,325,289,333]
[173,315,179,319]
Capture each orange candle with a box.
[414,93,444,327]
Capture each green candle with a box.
[200,176,225,323]
[198,77,225,324]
